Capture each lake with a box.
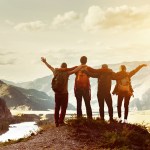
[0,122,39,143]
[0,109,149,143]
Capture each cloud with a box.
[0,51,15,56]
[0,58,16,65]
[5,20,15,26]
[0,50,17,65]
[52,11,80,27]
[14,21,46,32]
[77,39,86,45]
[82,5,150,31]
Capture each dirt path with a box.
[1,117,149,150]
[0,125,85,150]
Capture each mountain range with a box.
[2,61,150,111]
[0,80,75,111]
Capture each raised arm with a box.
[41,57,55,74]
[129,64,147,77]
[57,66,77,71]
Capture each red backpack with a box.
[75,67,90,89]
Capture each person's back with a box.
[97,68,113,94]
[83,64,114,93]
[82,64,114,121]
[96,64,114,121]
[41,58,83,127]
[52,69,69,94]
[113,64,147,123]
[113,64,147,96]
[74,56,92,119]
[75,65,90,90]
[113,66,133,96]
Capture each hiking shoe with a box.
[99,118,105,122]
[59,122,66,126]
[124,119,128,123]
[109,118,115,123]
[55,123,59,127]
[118,117,122,123]
[87,116,93,120]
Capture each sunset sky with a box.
[0,0,150,82]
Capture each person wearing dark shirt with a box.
[41,57,83,127]
[84,64,115,122]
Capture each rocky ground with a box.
[0,117,150,150]
[0,125,83,150]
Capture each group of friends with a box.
[41,56,147,127]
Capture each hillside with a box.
[0,80,75,110]
[0,118,150,150]
[3,61,150,110]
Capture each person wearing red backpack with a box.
[41,57,83,127]
[74,56,92,119]
[113,64,147,123]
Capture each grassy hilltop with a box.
[0,117,150,150]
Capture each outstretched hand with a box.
[41,57,46,63]
[142,64,147,67]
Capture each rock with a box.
[19,114,40,121]
[45,114,54,120]
[0,98,12,119]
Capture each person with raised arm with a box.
[41,57,83,127]
[113,64,147,123]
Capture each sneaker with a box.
[109,118,115,123]
[87,116,93,120]
[55,123,59,127]
[124,119,128,123]
[118,117,122,123]
[59,122,66,126]
[100,117,105,121]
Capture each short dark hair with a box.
[80,56,87,64]
[61,62,67,68]
[102,64,108,69]
[120,65,126,71]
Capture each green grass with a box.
[37,120,54,132]
[0,116,150,149]
[66,117,150,150]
